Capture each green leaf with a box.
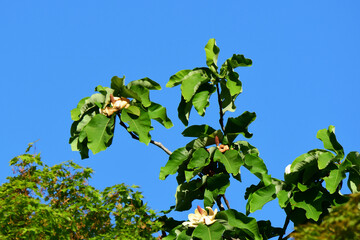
[277,190,291,208]
[204,39,220,71]
[225,71,242,97]
[188,148,210,169]
[219,79,238,113]
[178,95,193,126]
[348,169,360,193]
[316,126,344,158]
[83,114,115,155]
[160,147,190,180]
[244,154,271,186]
[111,76,141,100]
[224,111,256,142]
[213,149,243,175]
[192,83,216,116]
[182,125,216,138]
[95,85,114,108]
[324,169,345,194]
[204,173,230,207]
[127,77,161,90]
[246,184,276,214]
[220,54,252,76]
[317,151,335,170]
[125,105,140,116]
[121,107,152,145]
[148,102,173,129]
[192,222,225,240]
[180,69,210,102]
[186,130,223,150]
[166,69,192,88]
[175,179,204,211]
[216,209,262,240]
[290,189,324,221]
[70,97,89,121]
[233,141,260,157]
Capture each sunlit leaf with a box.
[148,102,173,129]
[188,148,210,169]
[246,184,276,214]
[216,209,262,240]
[121,108,152,145]
[244,154,271,186]
[166,69,192,88]
[224,111,256,142]
[160,147,190,180]
[316,125,344,158]
[182,125,216,138]
[175,179,204,211]
[180,69,210,102]
[192,222,225,240]
[84,114,115,155]
[192,83,216,116]
[178,95,193,126]
[213,149,243,175]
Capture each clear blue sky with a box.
[1,0,359,236]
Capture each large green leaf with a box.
[346,152,360,193]
[204,173,230,207]
[246,184,276,214]
[204,39,220,72]
[192,222,225,240]
[213,149,243,175]
[216,209,262,240]
[166,69,192,88]
[220,54,252,76]
[192,83,216,116]
[159,147,190,180]
[175,179,204,211]
[110,76,140,100]
[316,126,344,158]
[182,125,216,138]
[188,148,210,169]
[219,79,238,113]
[317,151,335,170]
[121,107,152,145]
[95,85,114,108]
[127,77,161,90]
[70,97,89,121]
[178,95,193,126]
[180,69,210,102]
[83,114,115,155]
[224,111,256,142]
[244,154,271,186]
[225,71,242,97]
[148,102,173,129]
[289,189,324,221]
[324,169,346,194]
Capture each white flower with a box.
[112,97,130,110]
[182,206,218,228]
[285,164,292,175]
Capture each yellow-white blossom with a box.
[100,96,130,117]
[285,164,292,175]
[182,206,217,228]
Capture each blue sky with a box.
[1,1,359,236]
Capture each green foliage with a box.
[67,39,360,240]
[291,193,360,240]
[0,144,160,239]
[70,76,172,159]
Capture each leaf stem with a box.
[216,82,225,132]
[118,115,172,156]
[278,215,290,240]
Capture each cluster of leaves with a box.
[274,126,360,226]
[70,76,173,159]
[0,143,161,239]
[67,39,360,239]
[291,192,360,240]
[158,39,284,239]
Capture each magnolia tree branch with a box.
[222,194,230,209]
[216,83,225,132]
[118,116,172,156]
[278,215,290,240]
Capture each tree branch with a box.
[278,215,290,240]
[118,116,172,156]
[216,82,225,132]
[222,194,230,209]
[216,195,225,211]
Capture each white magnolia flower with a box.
[182,206,218,228]
[285,164,292,175]
[100,97,130,117]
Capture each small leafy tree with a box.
[0,143,160,239]
[55,39,360,238]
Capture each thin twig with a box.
[278,215,290,240]
[119,118,172,156]
[216,82,225,132]
[222,194,230,209]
